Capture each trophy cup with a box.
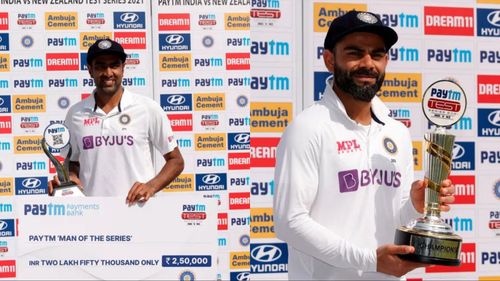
[42,123,85,197]
[394,79,467,266]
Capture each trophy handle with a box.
[41,138,71,184]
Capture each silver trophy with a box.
[395,79,467,265]
[42,123,85,197]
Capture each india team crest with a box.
[383,137,397,154]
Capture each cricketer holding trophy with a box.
[42,123,85,197]
[395,79,467,265]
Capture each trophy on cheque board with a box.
[394,79,467,266]
[42,123,85,197]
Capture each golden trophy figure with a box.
[394,79,467,265]
[42,123,85,197]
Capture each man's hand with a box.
[410,179,455,213]
[376,244,427,277]
[126,182,156,205]
[48,175,82,196]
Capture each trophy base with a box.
[395,226,462,266]
[53,182,85,197]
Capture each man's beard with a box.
[333,65,385,102]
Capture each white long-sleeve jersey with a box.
[274,77,421,280]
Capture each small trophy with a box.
[394,79,467,266]
[42,123,85,197]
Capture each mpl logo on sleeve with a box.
[477,9,500,37]
[448,175,475,204]
[0,116,12,134]
[478,75,500,103]
[424,6,474,36]
[158,13,190,31]
[0,13,8,30]
[45,12,78,30]
[114,32,146,49]
[113,12,145,29]
[425,243,476,273]
[478,108,500,137]
[46,53,79,71]
[0,178,14,196]
[250,137,279,168]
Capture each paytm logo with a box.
[479,50,500,63]
[251,179,274,196]
[250,40,289,56]
[0,95,11,113]
[160,94,192,112]
[452,142,475,170]
[161,78,190,88]
[16,161,46,171]
[481,150,500,164]
[443,216,473,232]
[374,12,419,28]
[389,46,419,62]
[113,12,145,29]
[0,203,12,213]
[427,48,472,63]
[250,75,289,90]
[478,109,500,137]
[338,169,401,193]
[228,132,250,151]
[477,9,500,37]
[24,203,66,216]
[159,33,191,51]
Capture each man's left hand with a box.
[126,182,156,205]
[410,179,455,213]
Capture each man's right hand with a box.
[48,175,82,196]
[376,244,427,277]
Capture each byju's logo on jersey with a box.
[477,9,500,37]
[113,12,145,29]
[250,243,288,274]
[82,135,134,150]
[159,33,191,51]
[195,173,227,191]
[15,176,47,195]
[160,94,192,112]
[338,169,401,193]
[452,142,475,170]
[478,108,500,137]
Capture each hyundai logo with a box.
[0,97,4,106]
[488,110,500,127]
[251,245,282,262]
[0,221,7,231]
[22,178,42,188]
[236,272,250,281]
[234,133,250,144]
[166,95,186,105]
[202,174,220,185]
[165,34,184,45]
[452,144,465,159]
[0,37,2,43]
[120,13,139,23]
[487,10,500,27]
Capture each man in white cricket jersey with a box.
[274,11,456,280]
[49,39,184,204]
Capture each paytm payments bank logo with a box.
[478,109,500,137]
[338,169,401,193]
